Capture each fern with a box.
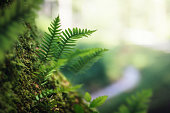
[115,90,152,113]
[37,16,61,61]
[0,0,42,62]
[37,16,106,75]
[66,48,108,74]
[36,17,109,111]
[37,16,96,63]
[54,28,96,60]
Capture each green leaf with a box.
[74,104,84,113]
[84,92,91,102]
[90,96,108,108]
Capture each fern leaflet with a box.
[37,16,61,61]
[66,48,108,74]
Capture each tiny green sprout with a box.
[84,92,91,102]
[90,96,108,108]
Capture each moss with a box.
[0,82,18,113]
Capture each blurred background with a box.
[36,0,170,113]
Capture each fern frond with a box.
[115,90,152,113]
[0,0,42,62]
[66,48,97,59]
[66,48,108,74]
[54,28,96,61]
[37,16,61,61]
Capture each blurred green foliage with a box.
[99,45,170,113]
[115,90,152,113]
[0,0,42,62]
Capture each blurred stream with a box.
[91,66,140,99]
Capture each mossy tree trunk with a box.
[0,1,95,113]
